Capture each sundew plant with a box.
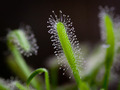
[47,10,88,89]
[1,6,120,90]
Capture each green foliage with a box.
[27,68,50,90]
[56,22,81,84]
[102,14,115,90]
[7,29,42,90]
[56,22,89,90]
[13,30,31,52]
[1,7,120,90]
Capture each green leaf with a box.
[102,14,115,90]
[48,11,90,90]
[27,68,50,90]
[7,29,42,90]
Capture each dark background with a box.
[0,0,120,87]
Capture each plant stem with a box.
[7,30,43,90]
[8,41,41,90]
[102,14,115,90]
[50,66,58,88]
[27,68,50,90]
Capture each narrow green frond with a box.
[99,8,115,89]
[6,28,42,90]
[48,11,89,90]
[103,14,115,90]
[27,68,50,90]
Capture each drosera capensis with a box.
[99,6,115,90]
[6,26,42,90]
[8,25,39,57]
[27,68,50,90]
[47,10,89,90]
[2,6,119,90]
[99,6,115,42]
